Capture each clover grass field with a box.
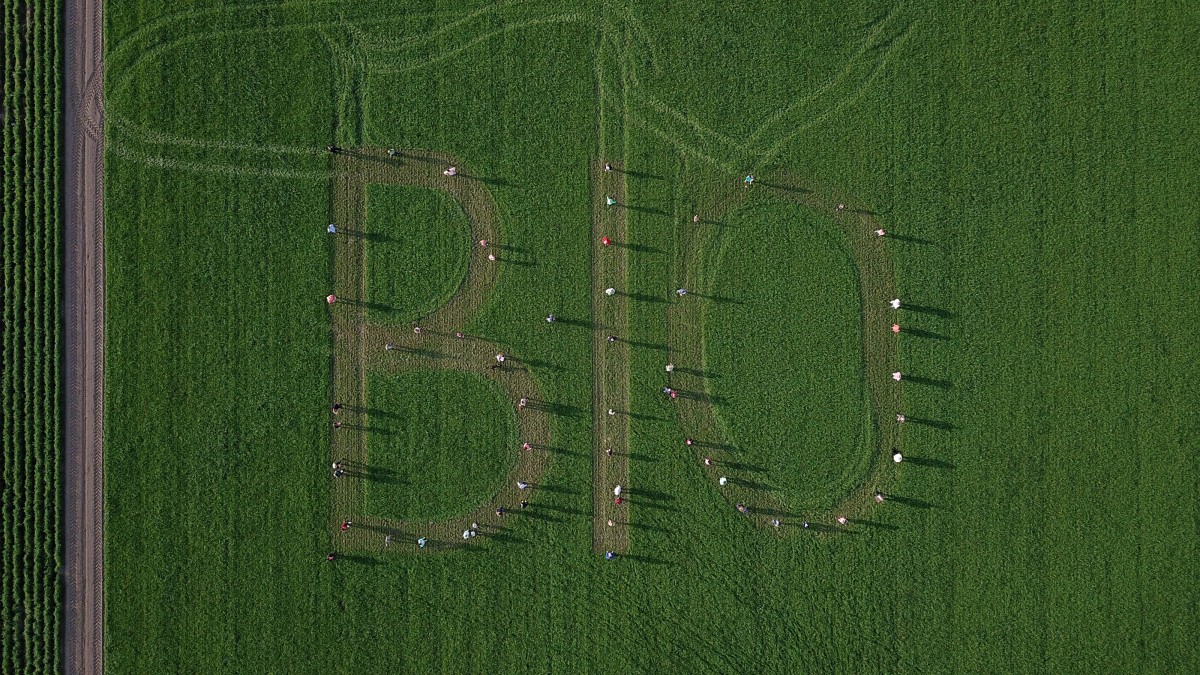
[104,1,1200,672]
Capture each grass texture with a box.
[706,200,870,510]
[364,370,517,522]
[364,184,471,325]
[103,1,1200,673]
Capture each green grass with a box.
[364,184,471,325]
[103,1,1200,673]
[2,1,62,671]
[706,200,870,510]
[364,370,517,521]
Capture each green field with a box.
[2,1,62,671]
[104,1,1200,672]
[364,184,472,325]
[364,370,517,521]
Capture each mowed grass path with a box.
[105,1,1200,672]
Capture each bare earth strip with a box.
[63,0,105,670]
[328,149,553,553]
[667,175,901,531]
[590,161,630,554]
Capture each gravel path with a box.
[63,0,105,669]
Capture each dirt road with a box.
[63,0,105,670]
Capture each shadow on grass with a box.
[539,445,583,457]
[848,518,899,531]
[903,328,950,341]
[905,375,953,389]
[749,507,803,518]
[484,531,529,546]
[629,489,674,502]
[904,303,955,319]
[611,241,666,255]
[511,509,562,523]
[722,461,767,473]
[905,456,956,470]
[731,478,775,492]
[674,390,728,405]
[528,401,585,418]
[340,424,394,435]
[352,406,399,419]
[617,169,664,180]
[691,292,745,305]
[622,554,674,566]
[887,494,937,509]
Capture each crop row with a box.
[2,0,62,672]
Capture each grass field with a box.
[364,184,472,325]
[104,1,1200,672]
[364,370,517,522]
[2,1,62,671]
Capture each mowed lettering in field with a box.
[326,148,906,556]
